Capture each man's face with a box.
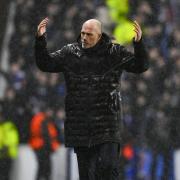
[81,24,101,49]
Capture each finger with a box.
[133,27,140,36]
[133,22,141,33]
[134,29,141,37]
[134,33,137,41]
[133,29,140,41]
[38,22,48,28]
[133,20,140,28]
[39,18,49,26]
[133,24,141,33]
[39,19,49,26]
[133,28,139,33]
[42,17,49,22]
[133,23,141,32]
[38,24,47,31]
[133,29,139,37]
[38,21,48,30]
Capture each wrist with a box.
[35,32,46,39]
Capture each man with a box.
[35,17,149,180]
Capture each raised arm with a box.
[123,21,149,73]
[110,21,149,73]
[35,18,67,72]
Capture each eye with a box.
[81,32,93,36]
[87,33,92,36]
[81,32,85,36]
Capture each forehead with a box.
[81,23,97,33]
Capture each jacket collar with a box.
[77,33,112,55]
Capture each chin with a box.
[82,45,88,49]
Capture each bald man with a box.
[35,17,149,180]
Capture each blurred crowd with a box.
[0,0,179,179]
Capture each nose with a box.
[83,34,87,40]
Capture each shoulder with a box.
[64,43,82,57]
[54,43,79,54]
[50,43,82,59]
[109,43,125,55]
[66,43,80,51]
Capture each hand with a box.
[133,20,142,42]
[37,17,49,37]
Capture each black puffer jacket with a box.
[35,33,149,147]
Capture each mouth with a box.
[82,42,88,48]
[82,41,87,44]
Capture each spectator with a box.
[0,112,19,180]
[29,107,60,180]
